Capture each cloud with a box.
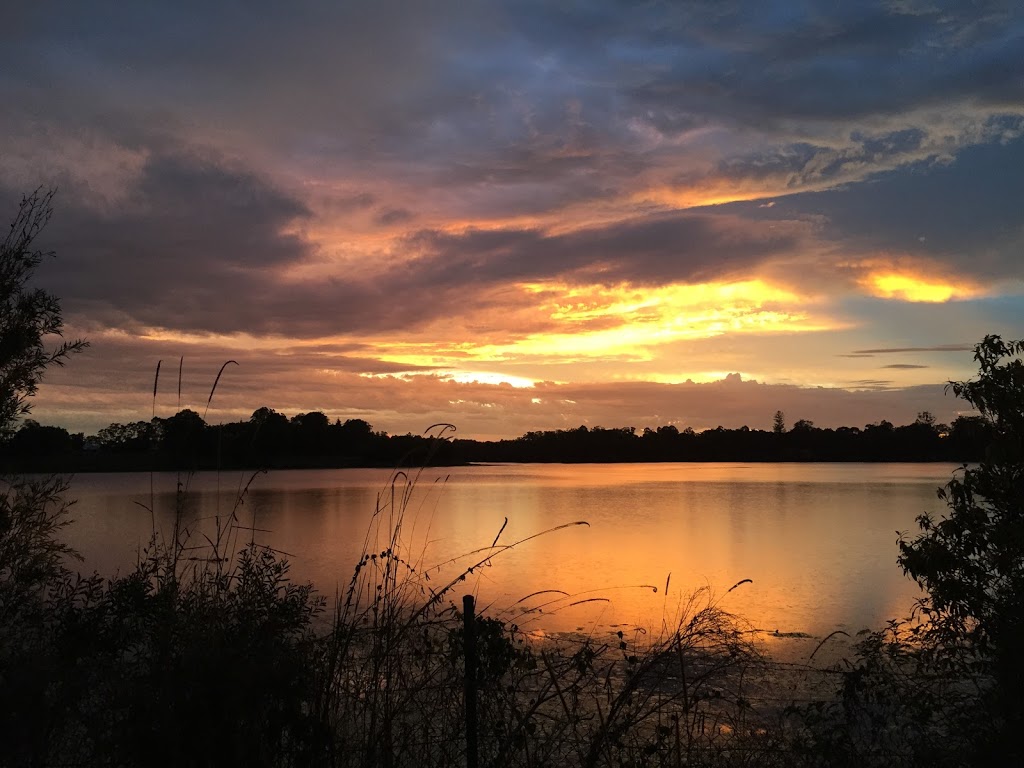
[375,208,416,226]
[327,193,377,213]
[852,345,972,354]
[881,364,929,369]
[13,149,315,333]
[406,210,810,289]
[624,2,1022,125]
[726,127,1024,261]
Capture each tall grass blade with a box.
[726,578,753,593]
[204,360,238,419]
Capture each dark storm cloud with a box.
[512,0,1020,120]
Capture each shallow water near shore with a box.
[61,462,956,657]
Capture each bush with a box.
[794,335,1024,767]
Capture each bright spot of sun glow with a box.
[866,272,978,303]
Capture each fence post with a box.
[463,594,479,768]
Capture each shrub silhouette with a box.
[898,334,1024,762]
[795,335,1024,767]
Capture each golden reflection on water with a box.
[65,463,956,647]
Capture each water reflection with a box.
[62,463,956,641]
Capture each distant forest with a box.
[0,407,991,473]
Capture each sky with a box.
[2,0,1023,440]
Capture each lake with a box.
[60,462,959,653]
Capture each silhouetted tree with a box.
[8,420,74,456]
[95,420,156,452]
[158,409,207,463]
[250,406,289,461]
[336,418,375,458]
[290,411,330,456]
[947,415,992,458]
[0,189,86,438]
[898,335,1024,761]
[772,410,786,434]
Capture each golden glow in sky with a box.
[866,272,980,303]
[369,279,837,369]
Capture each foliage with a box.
[3,382,327,766]
[772,410,786,434]
[790,620,980,768]
[792,335,1024,767]
[896,334,1024,761]
[2,537,327,767]
[0,475,79,645]
[0,189,86,438]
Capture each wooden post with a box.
[463,594,479,768]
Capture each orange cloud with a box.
[857,267,983,303]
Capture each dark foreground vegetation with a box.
[0,407,991,473]
[3,193,1023,766]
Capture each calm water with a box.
[60,463,959,647]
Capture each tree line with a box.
[0,407,991,473]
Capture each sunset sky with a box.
[3,1,1022,439]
